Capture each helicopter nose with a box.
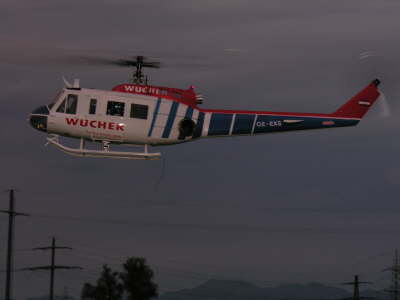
[29,105,49,132]
[29,114,48,132]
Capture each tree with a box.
[81,265,123,300]
[120,257,158,300]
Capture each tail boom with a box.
[194,79,380,138]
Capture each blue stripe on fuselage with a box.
[186,106,194,119]
[191,112,358,138]
[162,101,179,139]
[252,115,358,134]
[148,98,161,137]
[208,113,233,136]
[232,114,255,135]
[193,111,205,138]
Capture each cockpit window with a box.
[56,94,78,114]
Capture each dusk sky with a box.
[1,0,400,299]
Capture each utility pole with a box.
[0,189,29,300]
[342,275,374,300]
[22,237,82,300]
[384,250,400,300]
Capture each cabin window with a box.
[130,104,148,120]
[89,99,97,114]
[65,94,78,114]
[107,101,125,117]
[56,94,78,114]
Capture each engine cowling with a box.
[179,118,196,137]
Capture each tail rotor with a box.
[358,50,392,118]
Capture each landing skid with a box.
[46,135,161,160]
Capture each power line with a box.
[21,237,82,300]
[0,189,29,300]
[25,212,400,236]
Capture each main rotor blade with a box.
[0,39,230,70]
[73,56,161,68]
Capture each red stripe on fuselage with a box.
[198,109,360,120]
[111,86,358,120]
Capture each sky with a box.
[1,0,400,298]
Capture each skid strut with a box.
[46,136,161,160]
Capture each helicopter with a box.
[29,55,382,160]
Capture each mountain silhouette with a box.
[22,279,390,300]
[159,279,387,300]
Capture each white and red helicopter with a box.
[29,56,382,160]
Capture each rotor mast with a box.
[132,56,145,84]
[126,55,159,85]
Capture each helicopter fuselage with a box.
[29,80,381,159]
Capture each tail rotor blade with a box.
[378,91,391,118]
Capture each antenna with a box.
[0,189,29,300]
[22,237,82,300]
